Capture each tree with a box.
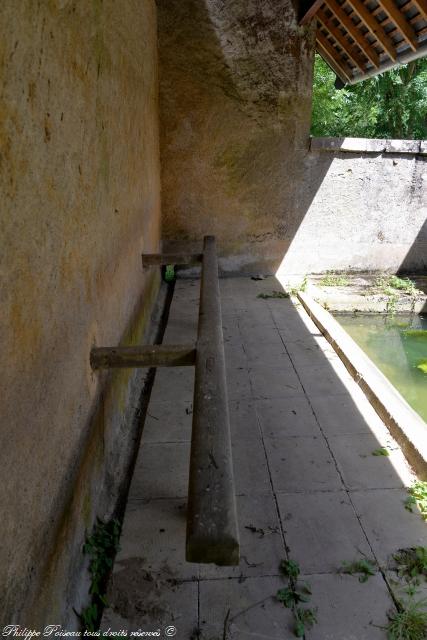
[311,54,427,139]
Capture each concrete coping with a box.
[310,136,427,155]
[297,292,427,480]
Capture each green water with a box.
[336,313,427,423]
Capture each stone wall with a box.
[0,0,161,625]
[158,0,316,274]
[277,138,427,278]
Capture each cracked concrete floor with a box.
[101,276,427,639]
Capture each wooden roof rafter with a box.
[300,0,427,83]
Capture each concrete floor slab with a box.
[249,365,303,400]
[226,366,253,400]
[199,576,295,640]
[128,442,190,500]
[304,573,393,639]
[297,363,354,397]
[150,368,195,404]
[232,438,272,496]
[142,400,193,443]
[277,491,371,573]
[328,434,413,490]
[102,277,427,636]
[351,488,427,565]
[117,498,199,581]
[309,393,383,436]
[265,436,344,493]
[103,563,198,635]
[229,400,262,441]
[256,397,321,438]
[242,341,291,365]
[199,493,285,579]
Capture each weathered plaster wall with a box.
[277,139,427,277]
[0,0,161,625]
[158,0,316,273]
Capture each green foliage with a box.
[257,290,289,299]
[278,558,317,637]
[406,482,427,519]
[280,558,301,580]
[311,54,427,139]
[164,265,175,282]
[319,271,349,287]
[340,558,377,582]
[375,276,420,296]
[294,607,318,638]
[79,518,121,631]
[387,599,427,640]
[394,547,427,582]
[372,447,390,457]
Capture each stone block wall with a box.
[277,138,427,277]
[0,0,161,625]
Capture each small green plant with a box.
[280,558,301,580]
[289,276,309,296]
[372,447,390,456]
[277,558,317,637]
[375,275,420,296]
[405,481,427,520]
[320,271,349,287]
[79,518,121,631]
[164,265,175,282]
[294,607,318,638]
[394,547,427,582]
[387,599,427,640]
[257,290,289,299]
[340,558,376,582]
[277,585,310,608]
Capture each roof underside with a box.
[300,0,427,83]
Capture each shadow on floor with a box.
[101,276,427,639]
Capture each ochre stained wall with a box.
[0,0,161,625]
[157,0,316,273]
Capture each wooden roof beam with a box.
[300,0,326,24]
[317,8,367,70]
[377,0,418,50]
[345,0,397,60]
[316,30,353,82]
[324,0,381,66]
[411,0,427,20]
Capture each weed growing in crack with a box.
[393,547,427,583]
[405,481,427,519]
[277,558,317,637]
[386,598,427,640]
[78,518,121,631]
[319,271,349,287]
[340,557,376,582]
[257,291,289,299]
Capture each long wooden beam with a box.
[90,344,196,369]
[186,236,240,566]
[300,0,325,24]
[141,253,203,266]
[377,0,417,50]
[318,8,367,71]
[316,30,353,82]
[324,0,380,67]
[412,0,427,20]
[345,0,397,60]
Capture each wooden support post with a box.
[90,344,196,369]
[186,236,240,566]
[141,253,203,266]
